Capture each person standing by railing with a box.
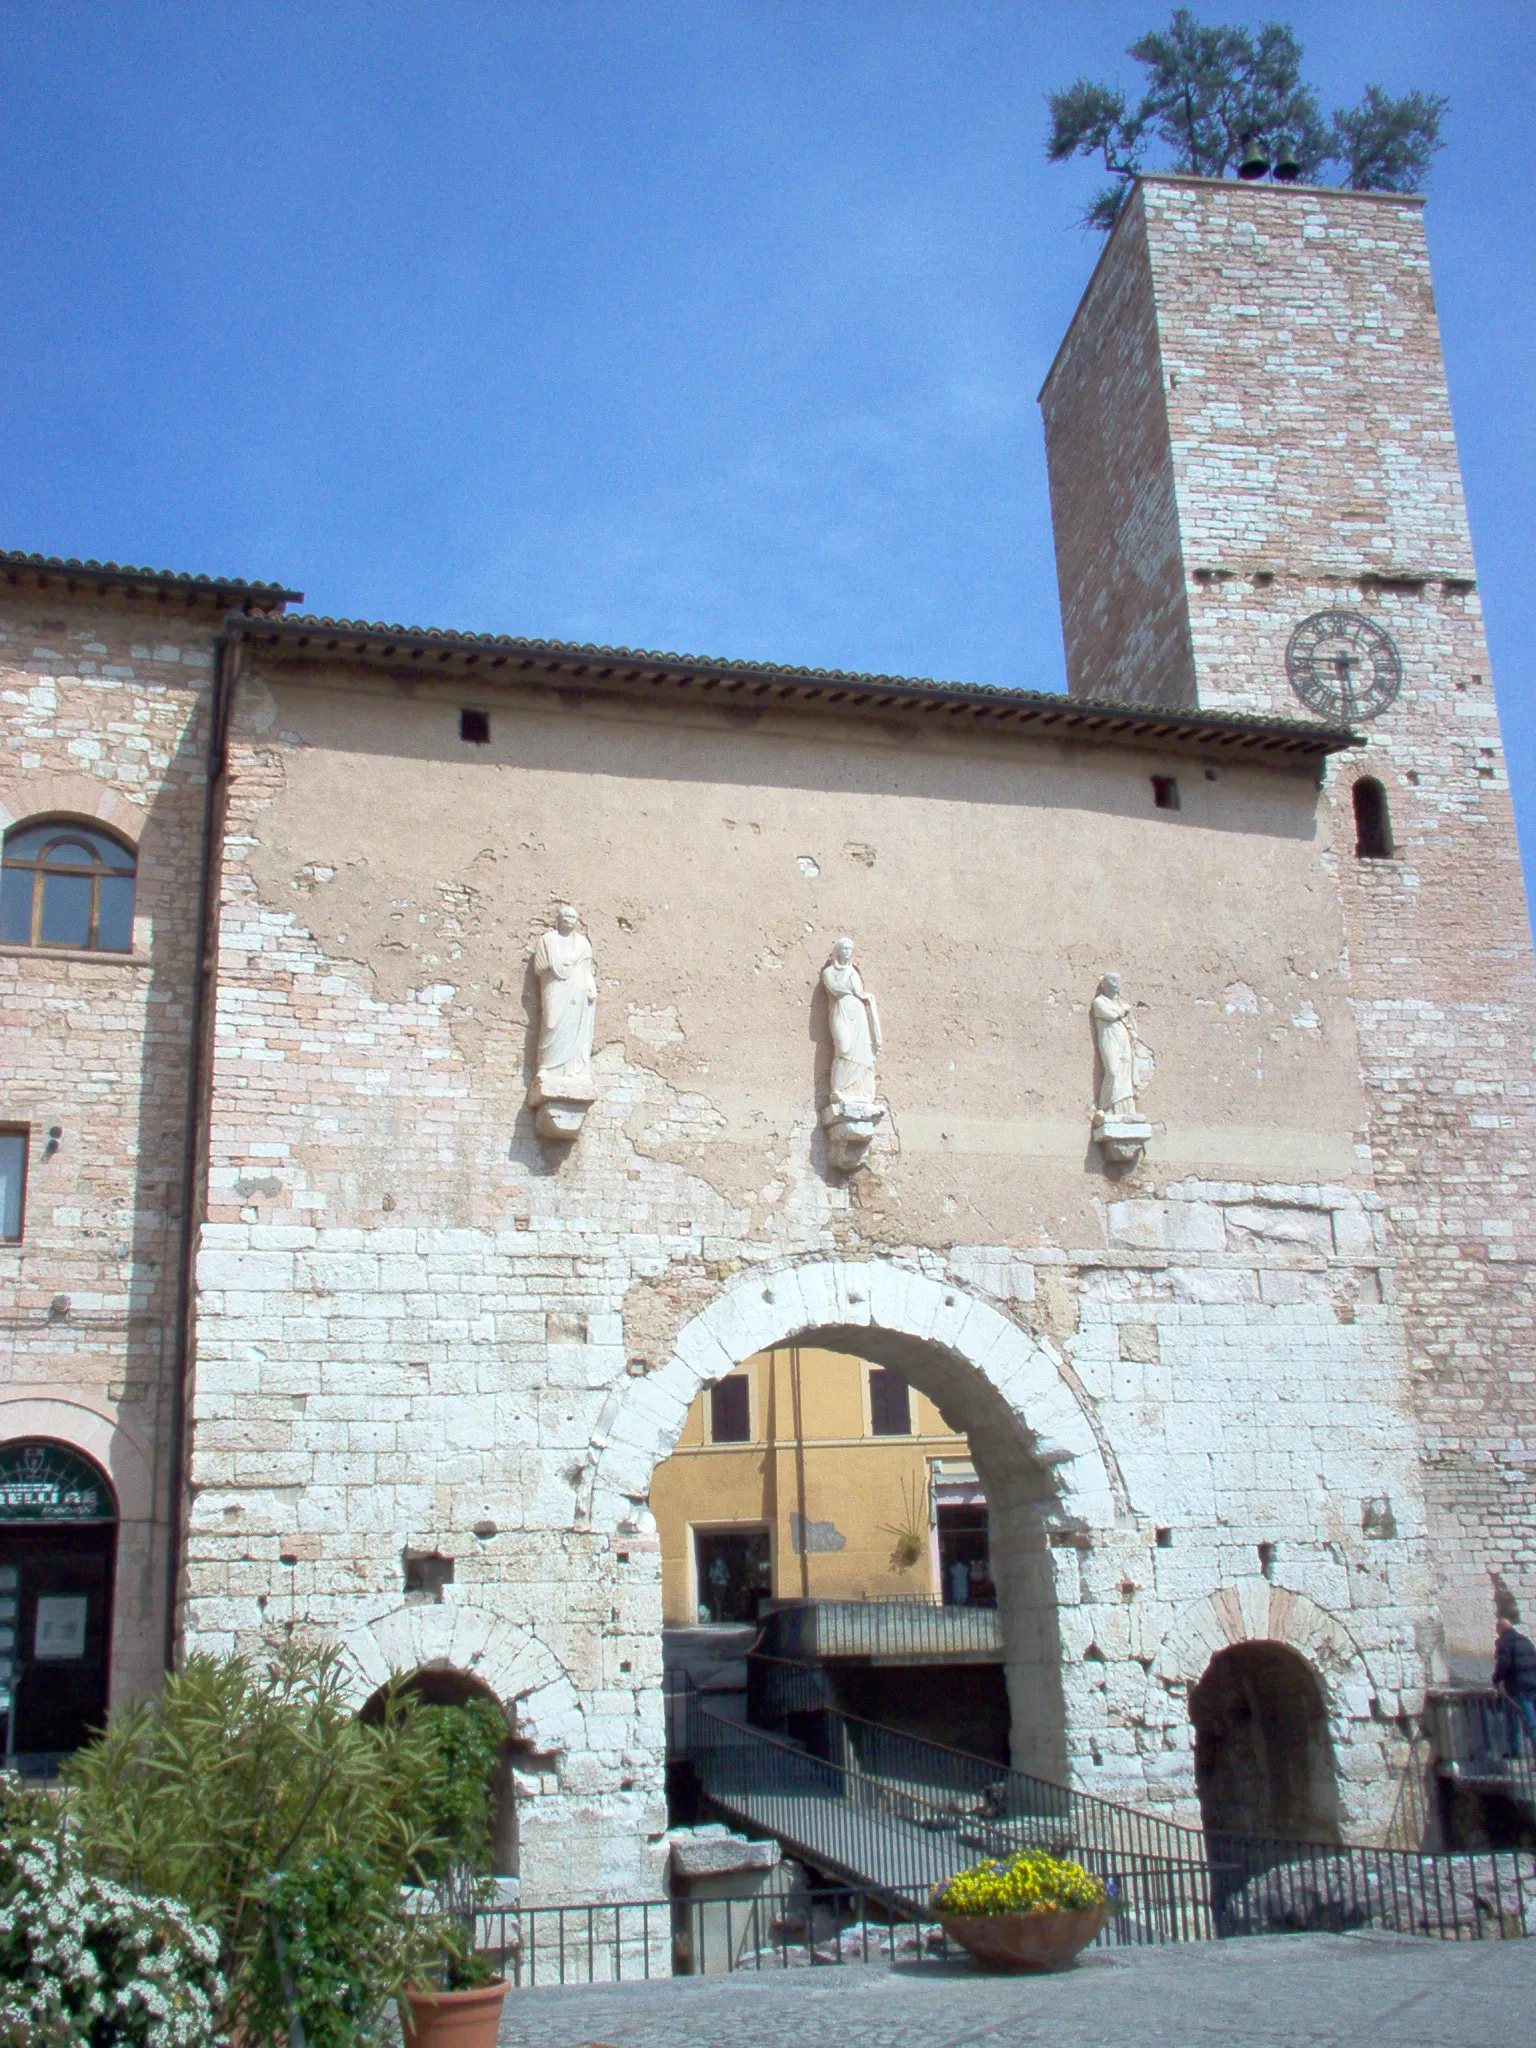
[1493,1618,1536,1750]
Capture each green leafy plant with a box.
[412,1879,502,1995]
[1047,10,1448,230]
[934,1848,1107,1917]
[882,1472,930,1570]
[409,1697,507,1881]
[62,1642,446,2045]
[404,1697,510,1994]
[0,1773,227,2047]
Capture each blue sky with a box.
[3,3,1533,866]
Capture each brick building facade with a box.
[1041,177,1536,1678]
[1,177,1530,1900]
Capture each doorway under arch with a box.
[361,1663,524,1879]
[1190,1641,1341,1844]
[0,1438,118,1768]
[602,1260,1117,1784]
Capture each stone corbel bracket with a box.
[528,1077,598,1143]
[821,1099,885,1173]
[1092,1110,1153,1167]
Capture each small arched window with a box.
[1352,778,1394,861]
[0,819,137,951]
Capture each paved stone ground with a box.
[495,1933,1535,2047]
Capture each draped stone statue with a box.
[528,905,598,1140]
[823,937,882,1111]
[819,937,885,1172]
[1091,973,1137,1117]
[1090,972,1152,1165]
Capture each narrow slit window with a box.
[0,820,136,952]
[1353,778,1394,859]
[1151,776,1181,811]
[710,1374,752,1444]
[0,1127,27,1240]
[869,1367,912,1436]
[459,708,491,744]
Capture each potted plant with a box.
[399,1870,509,2048]
[931,1848,1109,1971]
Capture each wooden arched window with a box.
[1352,779,1393,860]
[0,820,136,952]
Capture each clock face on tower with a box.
[1284,611,1403,722]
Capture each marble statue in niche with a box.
[1090,972,1153,1166]
[820,936,884,1172]
[528,904,598,1140]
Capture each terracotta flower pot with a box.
[933,1901,1108,1971]
[398,1978,509,2048]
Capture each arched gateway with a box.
[586,1256,1116,1780]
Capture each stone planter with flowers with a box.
[931,1849,1109,1971]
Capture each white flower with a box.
[0,1820,227,2048]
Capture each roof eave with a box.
[1,551,300,614]
[228,614,1358,765]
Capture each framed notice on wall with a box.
[34,1595,89,1660]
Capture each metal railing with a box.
[743,1658,1203,1865]
[756,1598,1001,1664]
[682,1689,1535,1945]
[687,1680,1213,1938]
[1423,1689,1536,1815]
[468,1889,993,1983]
[466,1841,1534,1991]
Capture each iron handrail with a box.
[1423,1688,1536,1811]
[755,1598,1001,1662]
[684,1690,1536,1943]
[744,1653,1209,1861]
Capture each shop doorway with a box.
[936,1502,996,1608]
[694,1527,772,1625]
[0,1441,118,1768]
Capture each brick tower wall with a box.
[1039,195,1194,710]
[1042,176,1536,1675]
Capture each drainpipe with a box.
[790,1346,810,1601]
[163,625,242,1672]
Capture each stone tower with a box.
[1041,174,1536,1676]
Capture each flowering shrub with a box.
[0,1801,226,2047]
[933,1848,1107,1917]
[64,1643,455,2038]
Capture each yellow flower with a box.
[933,1849,1106,1917]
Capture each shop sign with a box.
[0,1442,113,1523]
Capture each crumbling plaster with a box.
[235,666,1367,1247]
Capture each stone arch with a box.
[1152,1581,1372,1702]
[586,1256,1114,1525]
[1150,1583,1415,1844]
[0,1423,120,1756]
[335,1597,583,1764]
[587,1255,1118,1780]
[359,1661,528,1882]
[1191,1639,1343,1844]
[0,771,145,845]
